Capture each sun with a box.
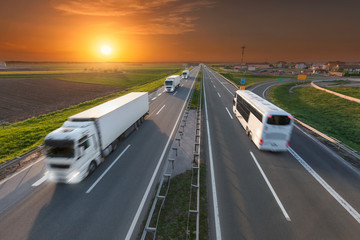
[100,45,112,55]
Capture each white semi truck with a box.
[44,92,149,183]
[164,75,181,92]
[182,70,189,79]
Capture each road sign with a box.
[279,77,282,82]
[241,78,245,84]
[297,74,307,80]
[240,86,246,90]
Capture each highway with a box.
[202,66,360,240]
[0,67,199,240]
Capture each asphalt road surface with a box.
[0,67,199,240]
[202,66,360,240]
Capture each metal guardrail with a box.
[186,66,202,240]
[295,119,360,160]
[0,145,43,180]
[141,68,200,240]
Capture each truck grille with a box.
[50,164,70,169]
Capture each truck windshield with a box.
[165,80,173,85]
[46,146,74,158]
[45,139,74,158]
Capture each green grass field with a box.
[268,82,360,152]
[324,86,360,99]
[220,72,289,88]
[0,63,183,163]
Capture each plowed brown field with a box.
[0,78,122,123]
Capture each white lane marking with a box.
[213,85,216,88]
[151,97,157,101]
[293,124,360,177]
[125,69,199,240]
[203,69,222,239]
[32,175,47,187]
[0,156,45,186]
[250,81,274,92]
[158,93,162,96]
[288,147,360,224]
[209,70,234,96]
[217,92,221,98]
[181,84,184,87]
[225,107,233,120]
[250,151,291,221]
[262,84,274,98]
[86,144,131,194]
[173,91,178,96]
[156,105,166,115]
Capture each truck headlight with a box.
[67,171,80,184]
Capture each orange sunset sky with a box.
[1,0,360,62]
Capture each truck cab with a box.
[45,121,101,183]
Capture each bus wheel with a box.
[88,161,97,175]
[246,127,250,136]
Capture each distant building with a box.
[327,61,345,71]
[295,62,307,69]
[275,61,287,68]
[247,62,271,69]
[0,61,6,69]
[336,64,360,73]
[234,65,247,71]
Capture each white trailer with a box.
[44,92,149,183]
[182,70,189,79]
[164,75,181,92]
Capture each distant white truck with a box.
[182,70,189,79]
[44,92,149,183]
[164,75,181,92]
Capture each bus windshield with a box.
[267,115,291,125]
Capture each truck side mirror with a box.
[233,98,235,105]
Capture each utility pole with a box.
[241,46,246,64]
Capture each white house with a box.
[0,61,7,69]
[276,61,287,68]
[295,62,307,69]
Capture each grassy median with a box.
[155,164,208,239]
[190,70,202,109]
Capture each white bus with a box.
[233,90,294,151]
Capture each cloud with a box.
[0,42,28,50]
[51,0,214,35]
[122,15,198,35]
[51,0,178,16]
[122,0,214,35]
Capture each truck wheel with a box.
[111,142,118,152]
[88,161,97,175]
